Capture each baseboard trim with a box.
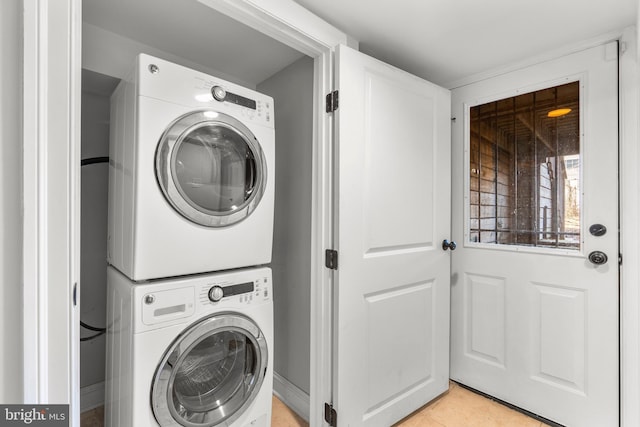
[273,372,310,422]
[80,381,105,413]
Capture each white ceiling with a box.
[293,0,637,87]
[83,0,637,88]
[82,0,306,86]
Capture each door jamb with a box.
[618,26,640,427]
[22,0,82,418]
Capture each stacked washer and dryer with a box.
[105,54,275,427]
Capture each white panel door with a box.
[451,43,618,427]
[333,44,451,427]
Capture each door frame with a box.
[21,1,640,426]
[618,26,640,427]
[22,0,82,411]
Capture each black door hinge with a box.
[324,402,337,427]
[326,90,339,113]
[325,249,338,270]
[619,253,623,266]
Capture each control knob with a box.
[208,286,224,302]
[211,85,226,102]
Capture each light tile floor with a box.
[272,395,308,427]
[80,382,545,427]
[393,382,546,427]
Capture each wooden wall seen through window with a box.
[469,81,580,249]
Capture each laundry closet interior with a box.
[80,0,315,420]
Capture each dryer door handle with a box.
[245,157,256,197]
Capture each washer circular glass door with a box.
[156,110,267,227]
[152,313,268,427]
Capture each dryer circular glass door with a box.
[152,313,268,427]
[156,110,267,227]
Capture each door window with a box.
[468,81,580,249]
[170,331,257,423]
[152,314,268,427]
[156,111,267,227]
[173,124,257,214]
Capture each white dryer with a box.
[105,266,274,427]
[108,54,275,281]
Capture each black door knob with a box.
[442,239,457,251]
[588,251,608,265]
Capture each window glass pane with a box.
[469,81,580,249]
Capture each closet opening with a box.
[80,0,316,423]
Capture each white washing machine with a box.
[105,266,274,427]
[108,54,275,281]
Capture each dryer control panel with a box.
[201,81,273,126]
[136,53,274,129]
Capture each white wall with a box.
[0,0,23,403]
[82,23,255,89]
[258,56,314,395]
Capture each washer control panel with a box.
[142,286,195,326]
[199,274,271,306]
